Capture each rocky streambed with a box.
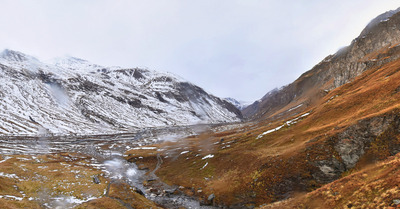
[0,125,227,208]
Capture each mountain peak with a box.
[359,7,400,37]
[224,97,251,110]
[51,55,90,65]
[0,49,39,63]
[49,55,104,72]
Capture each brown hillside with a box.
[125,18,400,208]
[243,9,400,122]
[261,153,400,208]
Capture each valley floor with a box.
[3,49,400,208]
[0,124,245,209]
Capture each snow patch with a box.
[202,154,214,160]
[133,147,157,150]
[256,112,311,139]
[200,162,208,170]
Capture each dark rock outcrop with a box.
[311,110,400,183]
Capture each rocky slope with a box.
[243,7,400,121]
[129,48,400,208]
[261,153,400,209]
[0,50,242,135]
[123,8,400,208]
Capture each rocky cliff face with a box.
[310,110,400,183]
[243,7,400,120]
[0,50,242,135]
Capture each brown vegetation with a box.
[0,152,158,208]
[126,45,400,208]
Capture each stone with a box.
[393,199,400,205]
[93,175,100,184]
[135,188,145,196]
[208,194,215,202]
[163,188,177,195]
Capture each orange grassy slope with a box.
[261,153,400,209]
[126,44,400,208]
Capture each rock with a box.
[135,188,145,196]
[393,199,400,205]
[197,189,203,193]
[93,175,100,184]
[150,188,159,194]
[178,186,185,189]
[394,86,400,94]
[137,164,149,170]
[208,193,215,202]
[335,114,397,169]
[163,188,177,195]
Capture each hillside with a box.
[0,50,242,135]
[2,6,400,209]
[261,153,400,208]
[123,7,400,208]
[243,7,400,122]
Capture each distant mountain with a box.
[224,97,251,110]
[0,50,242,135]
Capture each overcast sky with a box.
[0,0,399,102]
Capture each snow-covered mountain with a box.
[0,49,242,135]
[224,97,251,110]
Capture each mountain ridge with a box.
[0,50,242,135]
[224,97,251,110]
[243,7,400,121]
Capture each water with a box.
[0,129,218,209]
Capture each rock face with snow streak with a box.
[0,50,242,135]
[224,97,250,110]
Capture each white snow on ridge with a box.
[0,49,242,136]
[256,112,311,139]
[287,104,303,112]
[224,97,251,110]
[256,124,285,139]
